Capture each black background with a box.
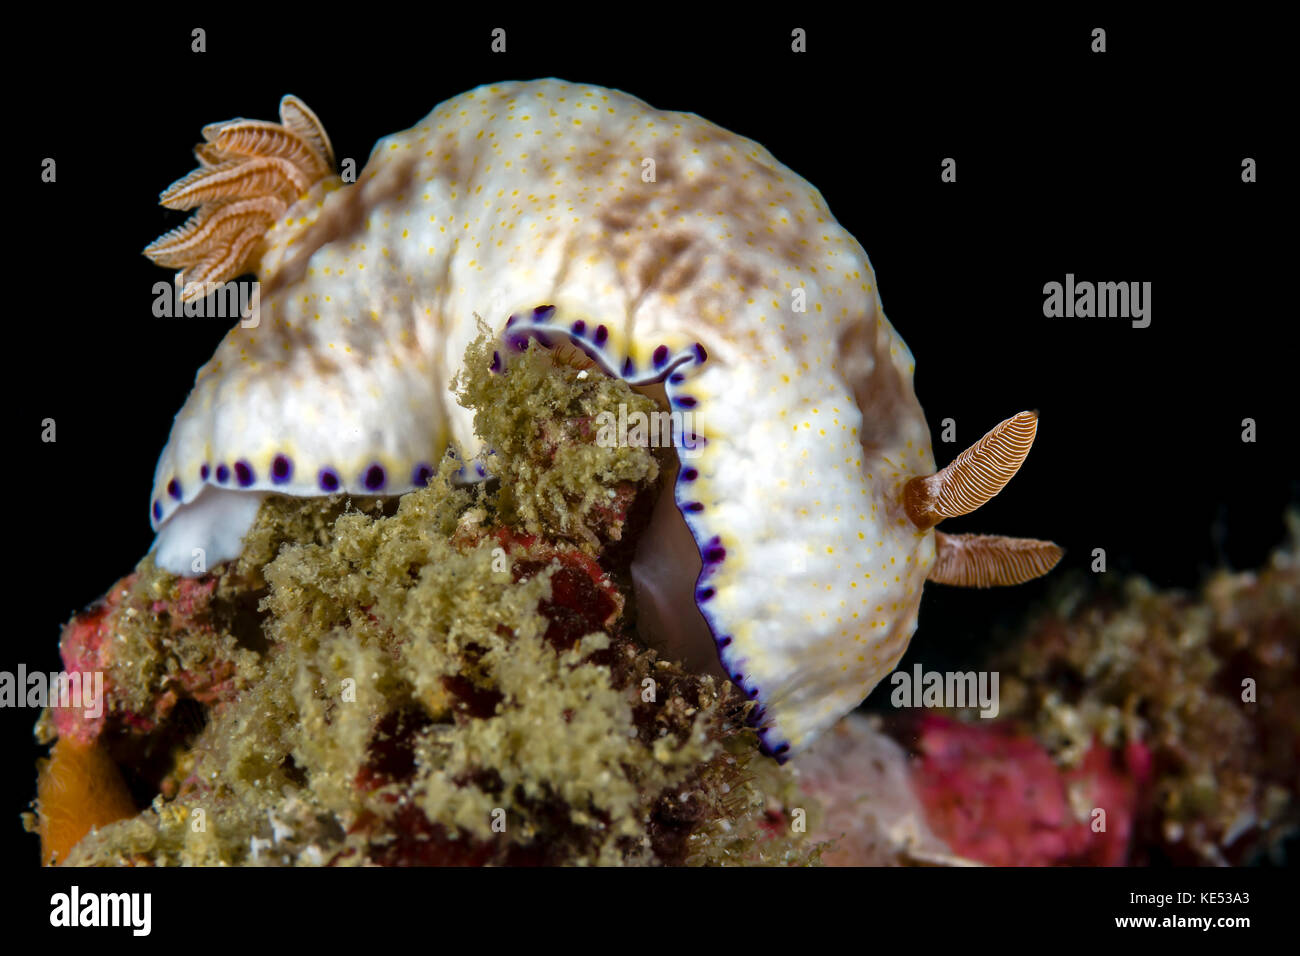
[4,9,1293,880]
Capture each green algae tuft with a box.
[453,320,661,550]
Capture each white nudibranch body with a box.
[146,79,1057,759]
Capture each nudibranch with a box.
[143,80,1061,758]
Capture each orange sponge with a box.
[36,737,137,865]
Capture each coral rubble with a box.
[796,521,1300,867]
[990,526,1300,865]
[26,328,1299,867]
[27,335,818,866]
